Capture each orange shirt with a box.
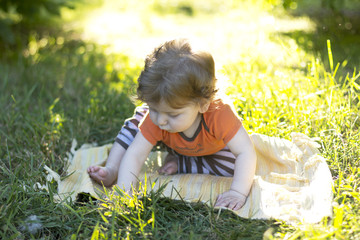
[139,100,242,156]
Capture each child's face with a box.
[148,100,202,135]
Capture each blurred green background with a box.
[1,0,360,68]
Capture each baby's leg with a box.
[87,105,148,186]
[178,147,236,176]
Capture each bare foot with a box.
[158,154,178,175]
[87,165,117,187]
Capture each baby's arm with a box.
[116,131,154,192]
[215,126,257,210]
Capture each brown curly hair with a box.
[137,39,218,108]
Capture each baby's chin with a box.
[164,129,175,133]
[160,128,177,133]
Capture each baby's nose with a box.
[157,114,167,126]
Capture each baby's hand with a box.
[215,189,247,211]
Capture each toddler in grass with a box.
[88,39,257,210]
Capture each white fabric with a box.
[46,133,333,224]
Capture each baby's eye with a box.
[149,108,157,113]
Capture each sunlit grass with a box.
[79,0,314,70]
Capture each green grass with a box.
[1,0,360,239]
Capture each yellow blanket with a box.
[46,133,333,224]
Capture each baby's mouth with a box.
[160,127,172,132]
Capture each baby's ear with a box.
[199,100,210,113]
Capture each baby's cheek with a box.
[149,114,157,125]
[169,123,176,130]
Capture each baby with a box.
[88,39,257,210]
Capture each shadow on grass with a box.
[154,199,277,239]
[0,34,142,238]
[0,34,140,175]
[94,189,279,239]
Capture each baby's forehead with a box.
[148,100,194,112]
